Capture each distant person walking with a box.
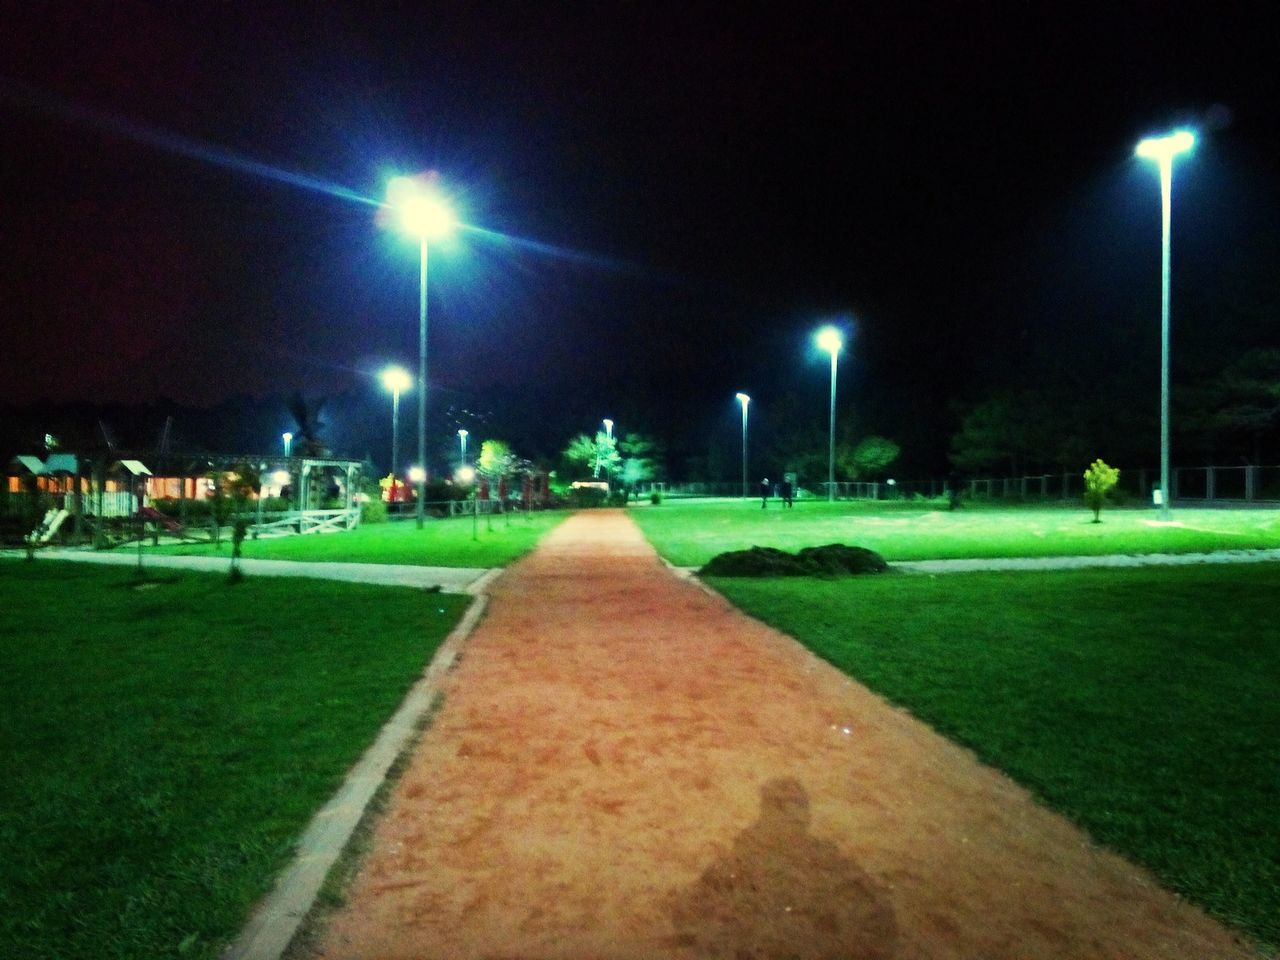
[760,477,771,509]
[780,479,794,508]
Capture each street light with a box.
[594,418,615,481]
[381,365,411,503]
[816,326,842,502]
[281,432,293,458]
[458,428,469,466]
[1136,129,1195,520]
[384,174,458,528]
[735,393,750,498]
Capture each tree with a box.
[562,434,599,476]
[592,432,621,479]
[286,393,329,457]
[478,440,524,487]
[208,461,260,554]
[1083,459,1119,523]
[949,390,1073,475]
[838,435,900,480]
[560,431,621,479]
[1187,348,1280,462]
[619,432,663,487]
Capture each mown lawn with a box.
[0,560,470,960]
[632,498,1280,565]
[710,563,1280,950]
[155,511,568,567]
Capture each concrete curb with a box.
[2,549,492,594]
[465,566,505,596]
[222,592,490,960]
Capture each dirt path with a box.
[308,510,1254,959]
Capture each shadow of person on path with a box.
[669,777,898,959]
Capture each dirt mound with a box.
[700,543,887,577]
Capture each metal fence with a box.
[639,465,1280,504]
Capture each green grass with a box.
[632,498,1280,565]
[154,511,568,567]
[709,564,1280,950]
[0,560,470,960]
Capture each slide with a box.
[26,508,70,544]
[136,506,184,535]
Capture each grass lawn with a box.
[0,560,470,960]
[632,498,1280,565]
[710,563,1280,950]
[154,511,568,567]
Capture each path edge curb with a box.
[222,591,491,960]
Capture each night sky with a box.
[3,3,1279,475]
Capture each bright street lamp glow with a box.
[1136,130,1195,160]
[603,418,614,438]
[736,392,750,406]
[381,366,410,482]
[816,326,843,355]
[408,466,426,483]
[386,176,457,240]
[456,465,476,484]
[736,393,750,499]
[381,173,458,528]
[271,470,290,486]
[457,428,468,438]
[281,432,293,457]
[816,326,842,501]
[381,365,412,394]
[1135,129,1196,521]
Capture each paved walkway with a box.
[8,548,493,594]
[305,510,1253,960]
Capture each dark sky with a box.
[3,2,1279,472]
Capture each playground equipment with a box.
[136,506,185,536]
[25,508,69,545]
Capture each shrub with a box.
[360,498,388,524]
[567,487,608,509]
[650,490,663,505]
[1083,458,1120,523]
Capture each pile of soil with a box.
[700,542,888,577]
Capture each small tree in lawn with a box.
[1083,459,1119,523]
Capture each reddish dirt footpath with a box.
[309,510,1255,959]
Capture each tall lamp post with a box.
[735,393,750,498]
[458,428,469,466]
[282,432,293,458]
[816,327,842,502]
[381,366,411,502]
[595,419,615,481]
[384,175,458,528]
[1136,130,1195,521]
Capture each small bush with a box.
[568,487,608,509]
[360,499,388,524]
[650,490,663,505]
